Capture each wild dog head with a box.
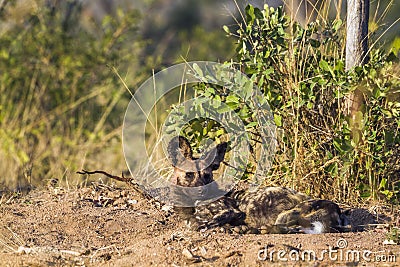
[167,136,228,187]
[167,136,229,223]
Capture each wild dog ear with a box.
[167,136,193,166]
[203,142,227,170]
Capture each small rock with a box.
[199,246,207,255]
[182,248,201,263]
[232,226,241,234]
[182,248,193,259]
[260,229,268,234]
[240,225,249,233]
[223,250,242,258]
[113,198,125,206]
[128,199,138,205]
[161,205,173,212]
[383,239,398,245]
[16,246,33,254]
[260,226,268,234]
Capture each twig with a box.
[222,161,255,176]
[76,169,152,200]
[77,169,131,183]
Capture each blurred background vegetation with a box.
[0,0,399,201]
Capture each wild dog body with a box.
[275,199,349,234]
[229,187,347,233]
[167,136,348,233]
[231,187,309,230]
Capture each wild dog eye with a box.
[186,173,195,181]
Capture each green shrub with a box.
[180,4,399,203]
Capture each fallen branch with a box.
[77,169,131,183]
[76,169,152,200]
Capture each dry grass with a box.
[0,2,143,190]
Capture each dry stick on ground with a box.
[76,170,153,200]
[77,170,172,225]
[77,170,131,183]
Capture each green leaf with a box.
[379,178,387,190]
[216,129,225,136]
[274,114,282,127]
[325,162,338,176]
[205,87,215,95]
[245,121,258,128]
[382,109,392,118]
[333,138,353,154]
[242,80,253,100]
[192,121,204,135]
[334,60,345,72]
[217,105,233,113]
[333,19,343,32]
[223,25,230,34]
[192,63,203,77]
[319,60,330,72]
[254,7,263,19]
[206,120,215,132]
[245,5,255,21]
[226,95,240,104]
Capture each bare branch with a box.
[77,169,131,183]
[76,169,153,200]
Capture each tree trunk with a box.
[345,0,370,143]
[346,0,369,69]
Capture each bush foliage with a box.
[1,2,399,204]
[182,4,400,203]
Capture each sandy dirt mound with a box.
[0,183,399,266]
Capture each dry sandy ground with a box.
[0,182,399,266]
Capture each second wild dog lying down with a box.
[167,136,349,234]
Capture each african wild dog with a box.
[167,136,349,234]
